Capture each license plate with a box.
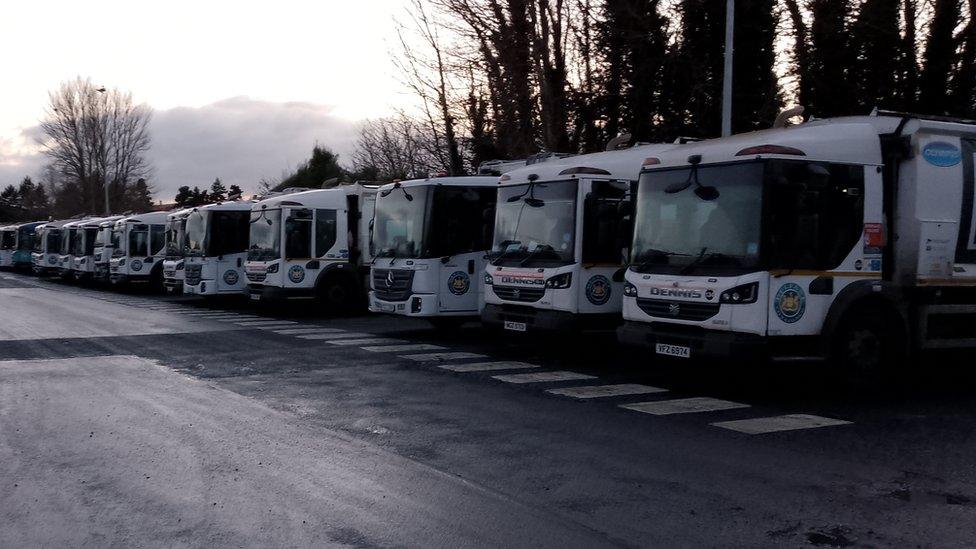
[504,321,527,332]
[656,343,690,358]
[249,293,261,301]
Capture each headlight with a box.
[176,261,184,270]
[719,282,759,304]
[484,272,493,285]
[266,263,279,274]
[624,281,637,297]
[118,258,126,267]
[545,272,572,289]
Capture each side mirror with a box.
[612,267,626,282]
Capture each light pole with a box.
[721,0,734,137]
[96,86,110,215]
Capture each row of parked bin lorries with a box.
[5,111,976,370]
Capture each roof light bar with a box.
[735,144,806,157]
[557,166,612,176]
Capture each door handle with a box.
[468,259,475,274]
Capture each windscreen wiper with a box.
[680,249,739,275]
[519,244,557,266]
[630,248,689,272]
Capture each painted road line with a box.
[272,328,345,335]
[711,414,852,435]
[400,352,488,362]
[492,371,597,384]
[327,338,407,346]
[235,320,299,326]
[438,361,540,373]
[297,332,373,340]
[546,384,668,399]
[362,343,447,353]
[620,397,749,416]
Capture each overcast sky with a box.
[0,0,413,200]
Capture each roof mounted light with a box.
[735,144,806,157]
[642,157,661,167]
[557,166,612,176]
[499,174,511,183]
[278,200,304,206]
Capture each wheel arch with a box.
[821,280,908,356]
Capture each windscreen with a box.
[111,229,124,256]
[210,211,251,257]
[631,162,763,275]
[46,230,61,254]
[248,208,281,261]
[128,225,150,257]
[185,211,208,257]
[0,231,14,250]
[71,228,84,256]
[372,186,429,259]
[165,218,186,259]
[83,228,98,255]
[492,181,577,267]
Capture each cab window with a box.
[583,181,630,264]
[315,209,338,257]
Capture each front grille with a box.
[492,285,545,303]
[636,298,720,322]
[372,269,414,302]
[246,271,266,283]
[185,264,202,286]
[164,269,176,278]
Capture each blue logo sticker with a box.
[288,265,305,283]
[922,141,961,167]
[774,283,806,324]
[223,270,239,285]
[869,259,882,272]
[448,270,470,295]
[585,275,612,306]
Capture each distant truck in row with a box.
[1,222,44,270]
[182,200,256,296]
[619,110,976,371]
[108,212,169,287]
[163,208,193,294]
[245,184,377,310]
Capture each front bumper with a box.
[481,303,620,331]
[616,320,768,360]
[247,284,314,302]
[369,292,463,317]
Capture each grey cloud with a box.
[0,97,360,200]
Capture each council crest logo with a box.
[585,275,612,306]
[448,271,470,295]
[223,270,239,285]
[774,283,806,323]
[288,265,305,283]
[131,259,143,271]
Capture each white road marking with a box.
[438,361,540,373]
[546,383,668,399]
[492,371,597,384]
[711,414,852,434]
[235,320,299,326]
[297,332,372,340]
[400,352,488,362]
[272,328,345,335]
[362,343,446,352]
[620,397,749,416]
[327,338,406,346]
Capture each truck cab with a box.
[369,176,497,323]
[32,220,69,276]
[619,112,976,371]
[72,216,122,280]
[162,209,193,294]
[481,145,674,333]
[0,226,15,268]
[108,211,169,287]
[57,219,89,280]
[182,201,255,297]
[245,184,377,311]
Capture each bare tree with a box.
[352,115,442,181]
[39,77,153,215]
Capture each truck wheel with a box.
[831,307,899,375]
[317,276,356,314]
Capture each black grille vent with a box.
[636,298,720,321]
[372,269,414,302]
[246,271,266,283]
[492,285,545,303]
[184,264,202,286]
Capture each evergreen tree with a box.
[228,184,244,199]
[126,178,154,212]
[731,0,782,131]
[174,186,193,207]
[209,178,227,202]
[850,0,904,112]
[273,145,346,192]
[919,0,961,112]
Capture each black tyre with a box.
[831,307,903,376]
[316,276,356,314]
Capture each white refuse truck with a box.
[618,110,976,371]
[108,211,169,287]
[93,218,123,282]
[162,208,193,294]
[481,144,675,332]
[182,200,255,296]
[57,219,90,280]
[32,219,70,275]
[245,184,376,310]
[0,226,16,267]
[368,176,498,325]
[71,216,123,280]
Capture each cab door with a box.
[438,252,483,313]
[577,179,631,315]
[434,186,495,314]
[214,211,249,292]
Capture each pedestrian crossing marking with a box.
[438,361,540,373]
[547,383,668,399]
[620,397,749,416]
[492,371,597,384]
[711,414,851,434]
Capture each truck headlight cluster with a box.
[623,281,637,297]
[544,272,572,289]
[266,263,279,274]
[484,272,493,285]
[719,282,759,304]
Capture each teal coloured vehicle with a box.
[1,222,45,270]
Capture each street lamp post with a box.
[96,86,110,215]
[721,0,734,137]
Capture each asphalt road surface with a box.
[2,270,975,548]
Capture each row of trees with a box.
[0,173,153,223]
[349,0,976,179]
[173,178,244,208]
